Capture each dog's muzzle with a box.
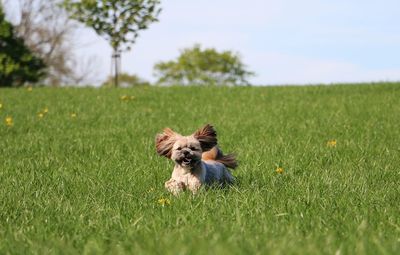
[181,157,193,165]
[178,153,198,166]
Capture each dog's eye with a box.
[190,146,197,151]
[176,147,182,150]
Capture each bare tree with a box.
[2,0,98,86]
[69,55,102,86]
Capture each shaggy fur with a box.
[155,124,237,195]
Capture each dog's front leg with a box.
[187,176,202,194]
[165,178,185,195]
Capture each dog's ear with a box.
[193,124,217,151]
[155,128,179,158]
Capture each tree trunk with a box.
[113,48,119,87]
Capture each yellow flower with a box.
[120,95,135,101]
[158,198,171,206]
[70,113,77,118]
[5,116,13,127]
[276,167,284,174]
[327,140,337,147]
[38,113,44,118]
[43,107,49,113]
[27,86,33,92]
[0,103,3,109]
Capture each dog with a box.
[155,124,237,195]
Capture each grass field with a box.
[1,83,399,254]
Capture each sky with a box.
[74,0,400,85]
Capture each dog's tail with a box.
[202,146,238,169]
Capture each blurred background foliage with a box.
[0,0,254,87]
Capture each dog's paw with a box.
[165,179,185,195]
[188,180,202,194]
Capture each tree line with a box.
[1,0,254,87]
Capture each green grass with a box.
[0,83,399,254]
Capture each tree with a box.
[63,0,161,87]
[0,5,46,87]
[154,45,255,86]
[3,0,99,86]
[101,73,149,87]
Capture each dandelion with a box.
[158,198,171,207]
[43,107,48,113]
[27,86,33,92]
[276,167,284,174]
[120,95,135,101]
[5,116,13,127]
[0,103,3,109]
[327,139,337,148]
[70,113,77,118]
[38,113,44,118]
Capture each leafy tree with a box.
[0,5,46,87]
[101,73,149,87]
[63,0,161,87]
[3,0,97,86]
[154,45,255,86]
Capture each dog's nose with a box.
[183,150,190,156]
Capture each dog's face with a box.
[171,136,202,167]
[156,124,217,168]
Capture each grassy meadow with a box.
[0,83,399,254]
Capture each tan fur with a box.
[155,128,180,158]
[156,124,238,195]
[202,147,238,169]
[201,147,218,160]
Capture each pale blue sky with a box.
[75,0,400,85]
